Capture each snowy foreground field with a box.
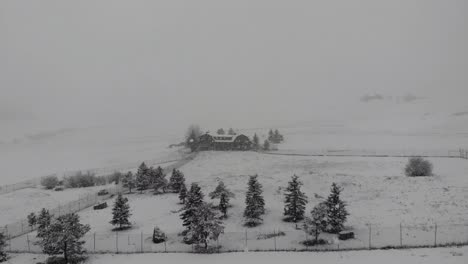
[8,246,468,264]
[11,151,468,253]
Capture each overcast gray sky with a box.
[1,0,467,133]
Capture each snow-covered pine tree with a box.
[122,171,136,193]
[252,134,260,150]
[0,232,7,262]
[136,162,150,193]
[110,194,132,230]
[151,166,168,193]
[324,183,349,233]
[36,208,52,238]
[209,181,234,200]
[209,181,234,216]
[303,202,327,243]
[169,169,186,193]
[263,140,270,151]
[185,202,224,249]
[38,213,90,264]
[273,129,284,143]
[283,175,308,223]
[243,175,265,226]
[27,212,37,231]
[179,183,188,204]
[180,183,204,232]
[268,129,274,142]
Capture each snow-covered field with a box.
[9,151,464,252]
[0,124,184,185]
[0,185,114,226]
[8,246,468,264]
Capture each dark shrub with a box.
[41,175,59,190]
[152,227,166,244]
[97,189,109,196]
[65,172,96,188]
[405,157,433,177]
[93,202,107,210]
[302,239,327,246]
[54,187,64,191]
[338,231,355,240]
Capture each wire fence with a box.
[0,178,40,195]
[265,148,468,159]
[0,153,197,240]
[0,185,123,240]
[5,223,468,253]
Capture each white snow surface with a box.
[7,246,468,264]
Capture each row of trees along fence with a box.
[0,185,123,240]
[5,223,468,253]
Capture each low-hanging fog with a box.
[1,0,467,182]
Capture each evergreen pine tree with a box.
[324,183,349,233]
[169,169,186,193]
[252,134,260,150]
[110,194,132,230]
[38,213,90,264]
[179,183,188,204]
[184,203,224,249]
[263,140,270,151]
[303,202,327,243]
[27,212,37,231]
[36,208,52,238]
[0,232,7,262]
[136,162,150,193]
[209,181,234,217]
[150,166,167,193]
[243,175,265,226]
[122,171,136,193]
[180,183,204,231]
[283,175,308,223]
[268,129,274,142]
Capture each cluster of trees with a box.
[268,129,284,144]
[240,174,349,244]
[27,208,90,264]
[216,128,236,135]
[252,134,271,151]
[122,164,186,195]
[40,171,125,190]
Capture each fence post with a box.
[273,229,277,251]
[245,229,248,249]
[27,234,30,252]
[400,223,402,247]
[164,240,167,253]
[94,233,96,252]
[368,224,372,249]
[140,232,143,253]
[434,223,437,247]
[116,231,119,254]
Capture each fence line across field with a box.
[0,153,197,240]
[6,222,468,254]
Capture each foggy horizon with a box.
[1,0,467,136]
